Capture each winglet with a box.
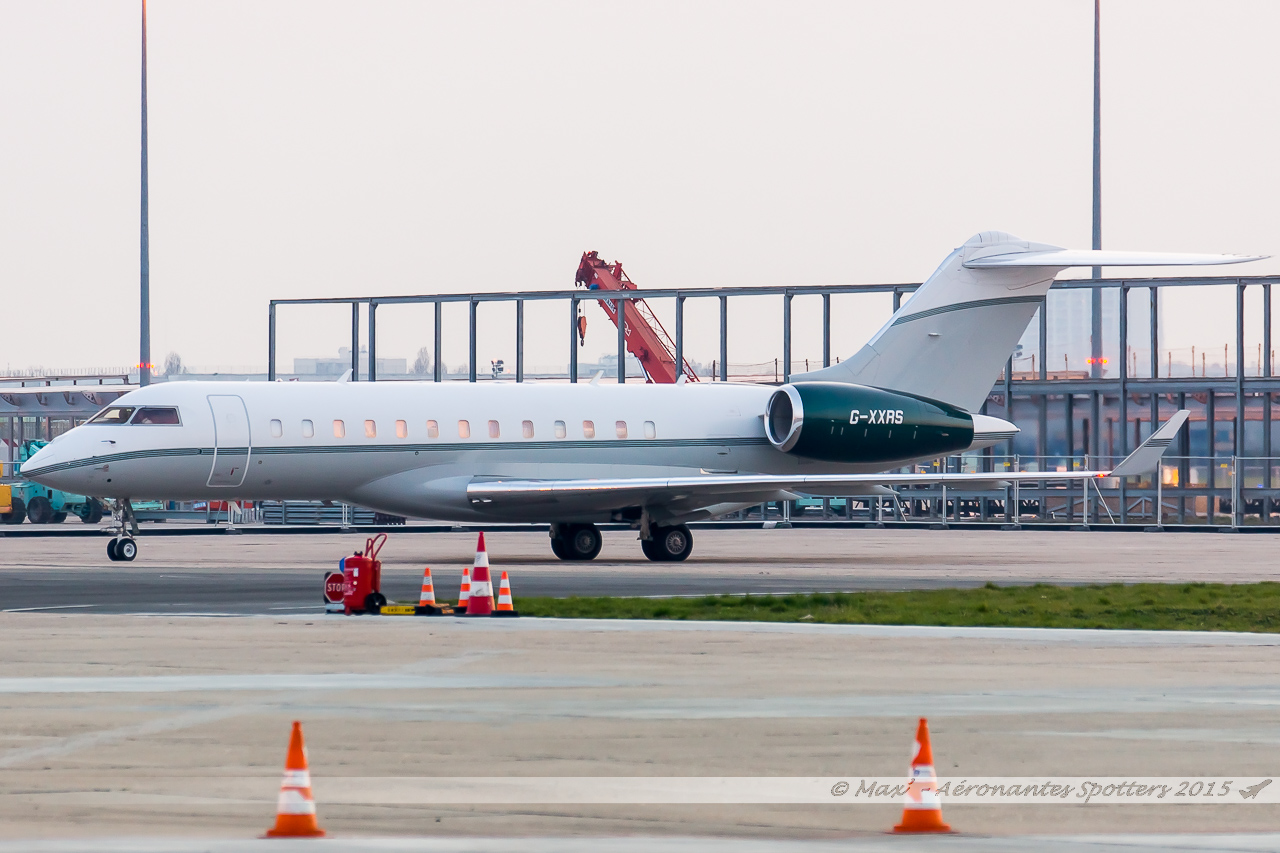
[1107,410,1189,478]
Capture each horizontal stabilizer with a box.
[796,232,1266,413]
[965,250,1267,269]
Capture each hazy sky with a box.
[2,1,1277,376]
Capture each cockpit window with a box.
[87,406,135,424]
[131,407,181,425]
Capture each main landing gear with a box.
[549,523,603,561]
[548,521,695,562]
[105,498,139,562]
[641,524,694,562]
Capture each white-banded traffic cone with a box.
[493,570,518,617]
[464,532,494,616]
[457,566,471,612]
[893,717,951,833]
[418,567,436,607]
[263,721,325,837]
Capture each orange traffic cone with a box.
[457,566,471,612]
[418,567,437,607]
[464,532,494,616]
[264,721,325,838]
[493,570,518,617]
[893,717,951,833]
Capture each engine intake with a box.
[764,382,974,464]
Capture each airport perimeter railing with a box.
[267,273,1280,389]
[267,274,1280,488]
[763,454,1280,529]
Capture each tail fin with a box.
[795,232,1264,413]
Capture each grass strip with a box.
[495,582,1280,632]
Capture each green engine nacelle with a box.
[764,382,975,464]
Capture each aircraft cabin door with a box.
[207,395,251,487]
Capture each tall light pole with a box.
[1090,0,1103,379]
[139,0,152,386]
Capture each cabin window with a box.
[302,419,314,438]
[522,420,534,439]
[427,419,439,439]
[87,406,135,424]
[364,420,377,438]
[269,419,283,438]
[554,420,566,439]
[333,419,346,438]
[131,407,181,425]
[458,420,470,438]
[644,420,656,439]
[395,419,408,439]
[488,420,500,439]
[582,420,595,439]
[615,420,628,439]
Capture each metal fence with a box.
[260,273,1280,530]
[789,454,1280,529]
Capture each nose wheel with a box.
[104,498,140,561]
[108,537,138,561]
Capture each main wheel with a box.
[1,497,24,525]
[116,538,138,561]
[651,525,693,562]
[26,496,53,525]
[80,498,104,525]
[640,537,664,561]
[565,524,602,560]
[107,538,121,561]
[550,536,570,560]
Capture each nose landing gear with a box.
[105,498,140,562]
[108,537,137,562]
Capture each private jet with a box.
[23,232,1261,561]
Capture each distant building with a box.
[580,352,645,379]
[293,347,407,377]
[1017,289,1157,376]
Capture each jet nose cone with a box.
[20,443,58,479]
[20,441,78,490]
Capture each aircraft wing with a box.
[467,412,1189,518]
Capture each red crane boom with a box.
[574,252,700,384]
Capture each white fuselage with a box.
[24,379,1001,523]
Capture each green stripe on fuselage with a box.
[23,436,772,477]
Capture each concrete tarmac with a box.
[2,613,1280,844]
[5,527,1280,848]
[5,835,1280,852]
[4,527,1280,614]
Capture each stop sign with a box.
[324,571,345,604]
